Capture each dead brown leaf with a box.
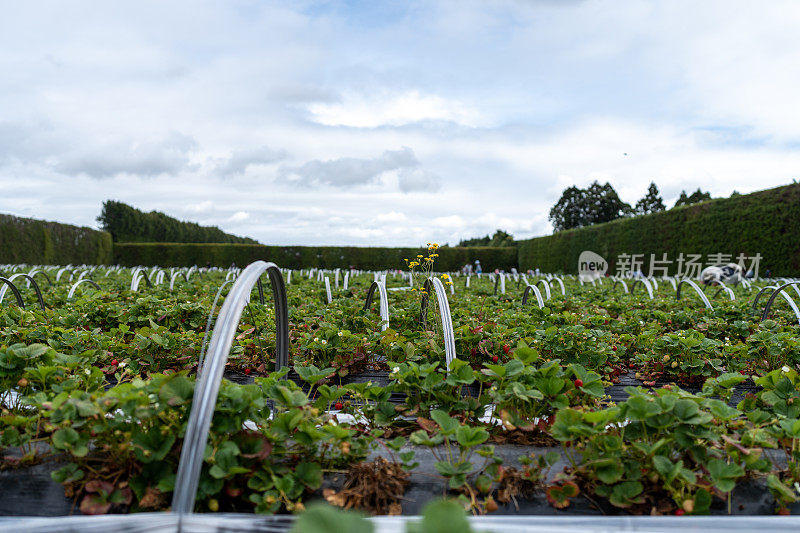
[139,487,165,509]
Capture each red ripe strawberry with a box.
[491,355,499,363]
[334,402,343,410]
[573,378,583,388]
[612,346,617,351]
[777,507,791,516]
[470,348,477,357]
[674,509,685,516]
[244,368,251,375]
[225,485,243,498]
[502,344,510,354]
[111,359,118,366]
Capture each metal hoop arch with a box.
[536,279,551,300]
[131,268,153,288]
[0,274,45,311]
[521,284,545,309]
[67,279,101,300]
[418,277,456,371]
[172,261,289,514]
[630,278,654,299]
[324,277,332,304]
[363,281,390,331]
[550,277,566,296]
[712,283,735,301]
[751,285,780,313]
[0,277,25,308]
[761,282,800,325]
[198,279,235,372]
[27,269,53,287]
[676,279,713,309]
[612,278,629,293]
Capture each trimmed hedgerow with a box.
[0,213,113,265]
[113,243,519,271]
[518,183,800,276]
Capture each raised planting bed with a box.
[1,263,800,522]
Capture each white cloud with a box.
[55,132,198,178]
[215,146,286,176]
[433,215,465,229]
[227,211,249,223]
[185,200,214,213]
[307,90,485,128]
[278,146,440,193]
[375,211,408,223]
[398,168,441,193]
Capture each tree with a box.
[458,229,515,247]
[548,186,588,232]
[488,229,515,247]
[584,181,632,224]
[548,181,631,232]
[634,182,666,215]
[674,188,712,208]
[458,235,490,247]
[97,200,258,243]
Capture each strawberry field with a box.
[2,262,800,526]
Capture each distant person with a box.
[535,268,540,276]
[475,260,482,274]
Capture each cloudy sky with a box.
[1,0,800,246]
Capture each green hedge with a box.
[0,214,113,265]
[114,243,518,272]
[518,183,800,276]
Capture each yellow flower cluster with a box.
[406,242,450,289]
[440,273,453,286]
